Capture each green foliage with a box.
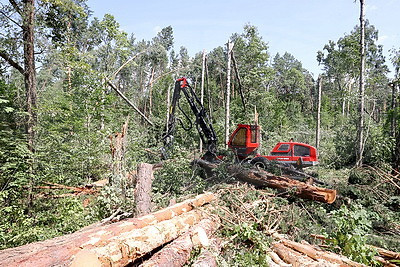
[89,185,135,219]
[0,197,91,249]
[152,152,207,208]
[325,204,378,265]
[222,223,270,266]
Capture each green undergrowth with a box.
[1,157,398,267]
[185,163,400,266]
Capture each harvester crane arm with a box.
[162,77,217,161]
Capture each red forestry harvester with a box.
[228,124,318,168]
[162,78,318,168]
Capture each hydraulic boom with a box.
[162,77,217,161]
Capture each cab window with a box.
[271,144,291,156]
[231,128,247,146]
[294,145,310,157]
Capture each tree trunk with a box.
[140,217,219,267]
[392,83,400,170]
[316,76,322,150]
[22,0,37,153]
[225,41,233,148]
[356,0,366,167]
[134,163,154,216]
[200,50,206,153]
[148,66,155,116]
[0,193,216,267]
[194,159,336,204]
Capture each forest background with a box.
[0,0,399,262]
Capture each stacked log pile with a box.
[0,193,219,267]
[1,190,399,266]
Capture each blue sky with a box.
[87,0,400,78]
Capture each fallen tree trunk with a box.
[0,192,215,267]
[140,217,220,267]
[194,159,336,204]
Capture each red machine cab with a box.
[227,124,260,160]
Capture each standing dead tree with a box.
[109,117,129,187]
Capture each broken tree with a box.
[194,159,336,204]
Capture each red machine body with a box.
[227,124,318,167]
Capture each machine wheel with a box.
[250,157,269,169]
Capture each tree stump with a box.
[134,163,154,216]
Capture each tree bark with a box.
[140,217,219,267]
[356,0,366,167]
[194,159,336,204]
[134,163,154,216]
[0,192,216,267]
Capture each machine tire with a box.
[250,157,269,169]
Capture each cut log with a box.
[370,245,400,261]
[194,159,336,204]
[192,249,218,267]
[0,192,215,267]
[267,250,291,266]
[271,242,325,267]
[192,237,222,267]
[311,234,400,263]
[279,238,366,267]
[140,217,220,267]
[135,163,154,216]
[75,208,208,266]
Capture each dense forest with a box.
[1,0,399,265]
